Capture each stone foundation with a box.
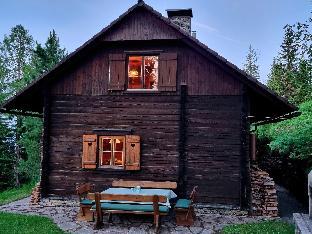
[251,165,278,217]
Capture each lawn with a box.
[0,183,33,205]
[0,212,65,234]
[222,220,295,234]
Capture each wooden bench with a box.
[88,192,169,232]
[76,183,95,221]
[112,180,177,189]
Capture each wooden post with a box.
[240,88,251,211]
[40,92,50,197]
[153,195,160,232]
[250,133,256,161]
[94,192,103,229]
[178,84,187,197]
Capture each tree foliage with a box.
[243,45,260,79]
[18,30,66,183]
[0,25,33,95]
[257,100,312,160]
[259,17,312,163]
[0,25,66,187]
[267,19,312,105]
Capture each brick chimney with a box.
[166,9,193,35]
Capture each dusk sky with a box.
[1,0,311,83]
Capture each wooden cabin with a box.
[1,1,296,209]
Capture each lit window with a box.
[128,55,158,90]
[100,136,125,168]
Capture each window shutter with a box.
[125,135,140,171]
[108,54,126,90]
[158,53,177,91]
[82,135,97,169]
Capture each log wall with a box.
[185,96,243,206]
[47,95,180,195]
[50,42,242,96]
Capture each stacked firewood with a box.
[251,165,278,217]
[29,183,41,205]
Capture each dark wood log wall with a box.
[102,8,182,41]
[50,43,241,96]
[47,95,180,195]
[185,96,243,206]
[45,8,247,205]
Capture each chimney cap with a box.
[166,9,193,18]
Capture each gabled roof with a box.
[0,0,297,117]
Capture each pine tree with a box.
[19,30,66,183]
[0,25,33,95]
[267,19,312,105]
[0,54,15,191]
[243,45,260,79]
[0,25,33,187]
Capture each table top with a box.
[102,187,177,207]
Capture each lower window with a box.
[99,136,125,168]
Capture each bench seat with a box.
[80,199,95,206]
[92,202,169,213]
[175,199,191,209]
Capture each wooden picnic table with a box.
[101,187,177,207]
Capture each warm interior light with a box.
[129,69,139,77]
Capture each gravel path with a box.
[0,197,271,233]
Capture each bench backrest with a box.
[87,193,167,203]
[189,186,198,203]
[112,180,177,189]
[91,192,166,222]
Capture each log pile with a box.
[251,165,278,217]
[29,183,41,205]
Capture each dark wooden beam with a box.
[253,111,301,126]
[40,93,50,197]
[93,128,134,134]
[178,83,187,197]
[240,87,251,211]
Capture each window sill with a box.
[124,89,160,94]
[81,167,125,171]
[99,166,124,170]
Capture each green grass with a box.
[0,183,34,205]
[222,220,295,234]
[0,212,65,234]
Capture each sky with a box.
[0,0,311,83]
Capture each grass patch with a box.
[0,183,34,205]
[222,220,295,234]
[0,212,65,234]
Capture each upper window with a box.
[128,55,158,90]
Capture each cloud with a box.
[193,20,240,44]
[193,21,218,32]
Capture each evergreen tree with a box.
[267,18,312,105]
[0,55,15,191]
[19,30,66,183]
[0,25,33,187]
[0,25,33,95]
[243,45,260,79]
